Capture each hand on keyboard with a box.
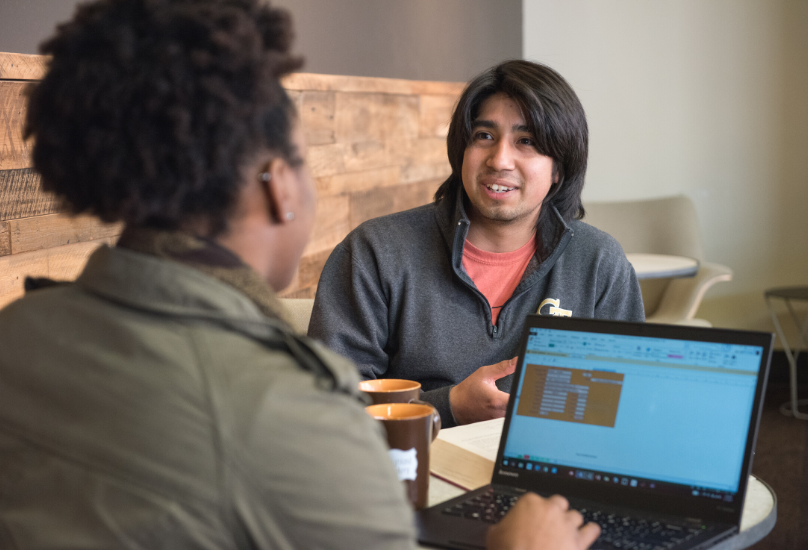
[486,493,601,550]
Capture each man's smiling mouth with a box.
[486,183,515,193]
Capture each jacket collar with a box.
[433,185,575,290]
[115,227,294,325]
[74,246,358,394]
[77,245,272,324]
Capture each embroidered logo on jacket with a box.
[538,298,572,317]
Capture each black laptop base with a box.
[416,484,516,550]
[416,484,737,550]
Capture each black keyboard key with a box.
[441,488,518,524]
[579,509,704,549]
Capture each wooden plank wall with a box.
[0,52,463,306]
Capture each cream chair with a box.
[279,298,315,334]
[584,195,732,326]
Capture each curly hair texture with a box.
[434,60,589,225]
[25,0,303,235]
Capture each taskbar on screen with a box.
[501,455,736,504]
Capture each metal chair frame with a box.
[765,288,808,420]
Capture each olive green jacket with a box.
[0,246,415,549]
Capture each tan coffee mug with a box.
[366,402,441,510]
[359,379,421,405]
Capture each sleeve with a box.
[418,385,456,429]
[310,240,460,427]
[594,253,646,323]
[308,240,392,381]
[231,366,418,550]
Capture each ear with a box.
[259,158,294,225]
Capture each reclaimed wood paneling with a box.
[0,240,111,308]
[0,51,465,95]
[0,222,10,256]
[298,249,333,290]
[388,137,449,165]
[305,194,350,256]
[308,143,347,178]
[401,162,451,186]
[0,53,48,81]
[0,51,464,302]
[0,169,61,220]
[8,213,122,254]
[299,91,336,146]
[419,94,456,138]
[283,72,465,96]
[349,179,443,230]
[335,93,420,144]
[342,139,389,174]
[315,166,400,198]
[0,81,33,170]
[388,137,452,184]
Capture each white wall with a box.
[524,0,808,335]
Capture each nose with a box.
[486,138,516,171]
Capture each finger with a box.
[566,509,585,528]
[517,492,543,507]
[488,357,518,379]
[577,522,602,548]
[547,495,570,510]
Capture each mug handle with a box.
[409,399,441,441]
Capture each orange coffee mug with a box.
[359,379,421,405]
[366,402,441,509]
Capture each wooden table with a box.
[424,423,776,550]
[626,253,699,280]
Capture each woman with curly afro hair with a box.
[0,1,600,549]
[1,0,414,547]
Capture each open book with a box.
[429,418,504,491]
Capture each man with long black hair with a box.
[311,60,644,428]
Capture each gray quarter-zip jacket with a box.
[309,191,644,428]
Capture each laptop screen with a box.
[501,324,765,503]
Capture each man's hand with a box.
[449,357,517,425]
[487,493,601,550]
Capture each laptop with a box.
[417,315,773,550]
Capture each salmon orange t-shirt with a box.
[462,233,537,326]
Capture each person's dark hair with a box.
[434,59,588,223]
[25,0,303,236]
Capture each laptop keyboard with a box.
[440,487,519,524]
[440,488,708,550]
[577,507,706,549]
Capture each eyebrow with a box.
[471,120,532,133]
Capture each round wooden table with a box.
[626,253,699,280]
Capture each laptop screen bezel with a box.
[492,315,773,525]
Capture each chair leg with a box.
[767,296,808,420]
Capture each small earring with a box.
[260,172,271,182]
[285,211,295,221]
